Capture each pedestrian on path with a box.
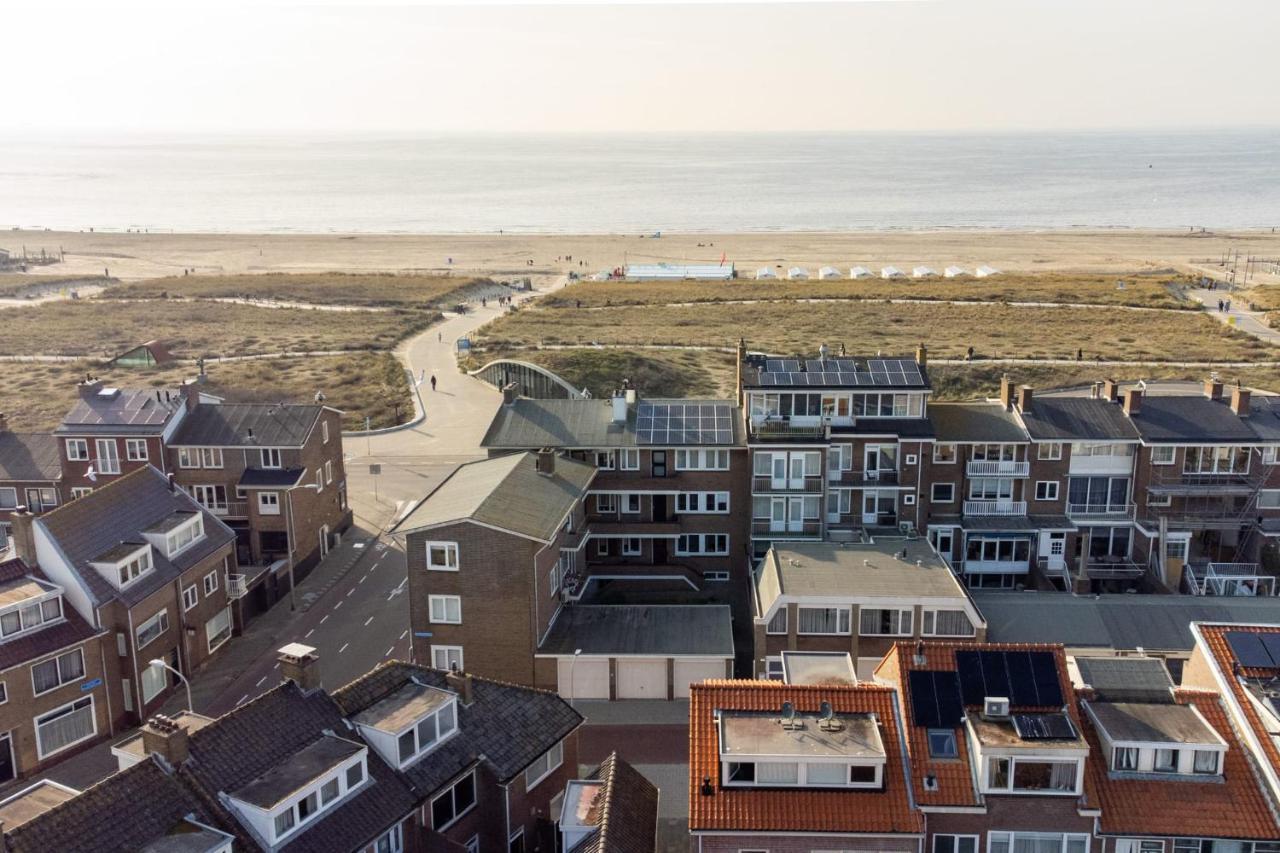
[430,375,437,392]
[1219,299,1225,312]
[438,332,442,342]
[1226,300,1232,312]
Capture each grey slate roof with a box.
[0,432,61,482]
[837,417,936,439]
[172,403,323,448]
[396,451,595,542]
[929,402,1028,443]
[481,397,743,449]
[331,661,584,791]
[1074,656,1174,703]
[56,387,183,433]
[1017,396,1140,442]
[240,467,305,488]
[36,465,236,609]
[974,590,1280,652]
[569,753,659,853]
[538,605,735,657]
[1127,394,1270,443]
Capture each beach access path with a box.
[1188,287,1280,346]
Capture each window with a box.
[623,493,641,514]
[931,482,955,503]
[257,491,280,515]
[322,420,331,444]
[124,438,148,461]
[675,492,730,513]
[182,585,199,612]
[674,449,730,470]
[206,607,232,652]
[620,448,640,470]
[1183,445,1251,475]
[166,516,204,557]
[1038,442,1063,461]
[178,448,198,469]
[594,450,615,470]
[66,439,89,461]
[431,771,477,830]
[525,739,564,790]
[373,825,403,853]
[432,645,463,672]
[595,494,617,514]
[798,606,851,635]
[274,809,295,837]
[1113,746,1139,771]
[1193,749,1219,774]
[324,460,333,484]
[1115,842,1164,853]
[928,729,958,759]
[198,572,217,599]
[31,649,86,695]
[0,488,15,510]
[118,548,154,587]
[426,542,459,571]
[1154,748,1178,772]
[933,443,957,463]
[141,660,168,703]
[676,533,728,556]
[347,762,364,788]
[622,538,642,556]
[766,609,787,635]
[508,830,524,853]
[1034,481,1059,501]
[1260,491,1280,509]
[34,696,96,759]
[986,757,1079,793]
[429,595,462,624]
[465,837,480,853]
[95,439,120,474]
[859,608,912,636]
[136,609,170,649]
[397,699,458,766]
[921,609,974,637]
[315,469,324,492]
[261,448,282,468]
[70,487,93,499]
[1265,446,1280,465]
[988,833,1089,853]
[595,538,609,557]
[935,836,979,853]
[1151,445,1175,465]
[191,484,227,512]
[1,596,63,639]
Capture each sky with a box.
[4,0,1278,134]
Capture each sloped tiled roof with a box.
[56,387,183,433]
[688,680,922,835]
[330,661,583,790]
[172,403,323,448]
[929,401,1028,443]
[570,753,658,853]
[1017,396,1140,442]
[1083,689,1280,840]
[0,432,61,482]
[1196,623,1280,793]
[36,466,236,608]
[0,558,102,672]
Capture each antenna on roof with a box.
[780,701,797,728]
[818,700,840,732]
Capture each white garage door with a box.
[673,658,728,699]
[616,658,668,699]
[557,657,610,700]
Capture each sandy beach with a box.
[5,228,1280,285]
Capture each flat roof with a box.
[0,781,80,830]
[90,540,148,564]
[0,576,56,609]
[968,712,1086,751]
[350,682,454,735]
[539,604,734,657]
[762,539,969,603]
[143,510,198,535]
[1072,656,1173,702]
[138,821,235,853]
[1087,701,1223,746]
[231,735,363,810]
[719,711,885,760]
[781,651,858,686]
[113,711,216,760]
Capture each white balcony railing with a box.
[967,460,1030,478]
[963,500,1027,517]
[226,573,248,600]
[1066,502,1135,520]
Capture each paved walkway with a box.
[1188,288,1280,345]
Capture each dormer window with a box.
[166,515,205,557]
[0,584,64,642]
[351,681,461,771]
[397,699,457,766]
[1086,700,1226,778]
[717,708,886,789]
[121,549,152,585]
[92,544,155,590]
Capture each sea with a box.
[1,130,1278,234]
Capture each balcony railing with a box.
[749,418,826,439]
[751,520,822,537]
[226,573,248,600]
[1185,562,1275,597]
[1066,502,1135,520]
[830,470,900,487]
[1085,558,1145,580]
[752,476,825,493]
[963,500,1027,517]
[208,501,249,518]
[967,460,1030,478]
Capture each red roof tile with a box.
[688,680,922,835]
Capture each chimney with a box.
[535,448,556,476]
[1102,378,1121,402]
[1205,378,1224,401]
[999,375,1015,410]
[77,377,104,399]
[9,509,36,564]
[1017,385,1033,413]
[915,343,928,369]
[1123,387,1142,416]
[445,668,475,706]
[141,714,190,767]
[180,383,200,413]
[611,391,628,424]
[1231,386,1252,417]
[501,383,518,406]
[277,643,321,692]
[167,472,176,493]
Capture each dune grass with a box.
[102,272,488,308]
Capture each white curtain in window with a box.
[805,763,845,784]
[1049,762,1076,790]
[38,702,94,754]
[754,762,798,784]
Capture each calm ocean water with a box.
[1,131,1277,233]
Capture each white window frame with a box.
[30,648,86,696]
[859,607,913,637]
[524,739,564,791]
[1151,445,1176,465]
[70,486,93,499]
[1034,481,1060,501]
[182,584,199,612]
[203,570,219,596]
[933,443,957,464]
[33,695,97,760]
[428,595,462,624]
[0,487,16,511]
[622,538,642,556]
[594,450,615,470]
[322,420,330,444]
[178,447,199,469]
[165,515,205,558]
[1037,442,1063,461]
[623,493,641,514]
[95,439,120,475]
[325,459,333,485]
[595,493,617,514]
[426,541,460,571]
[125,438,149,461]
[260,448,283,469]
[797,606,852,636]
[620,448,640,470]
[257,491,281,514]
[921,609,976,637]
[66,438,89,462]
[206,607,232,653]
[431,645,464,672]
[986,832,1090,853]
[135,609,170,650]
[931,482,955,503]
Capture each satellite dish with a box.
[820,701,834,720]
[780,701,795,722]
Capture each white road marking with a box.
[334,600,343,610]
[385,646,395,657]
[255,676,266,687]
[347,587,355,597]
[339,642,349,654]
[359,574,366,584]
[304,629,315,639]
[236,694,249,706]
[399,630,408,640]
[364,616,374,627]
[387,577,408,600]
[320,615,330,624]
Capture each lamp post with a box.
[568,648,582,708]
[149,658,193,714]
[284,482,322,611]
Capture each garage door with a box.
[557,657,609,700]
[673,658,728,699]
[616,659,668,699]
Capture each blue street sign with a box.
[413,631,433,638]
[81,678,103,691]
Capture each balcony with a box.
[1084,558,1145,580]
[207,501,249,519]
[963,500,1026,517]
[226,573,248,600]
[967,460,1030,478]
[751,520,822,538]
[1066,502,1135,521]
[1185,562,1276,597]
[829,470,900,488]
[749,417,826,440]
[752,476,824,493]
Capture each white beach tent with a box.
[975,265,1001,278]
[787,267,811,280]
[881,266,906,280]
[849,266,874,280]
[818,266,842,280]
[912,266,937,279]
[756,266,778,280]
[591,270,613,281]
[944,266,969,278]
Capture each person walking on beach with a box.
[438,331,442,343]
[430,375,437,392]
[1219,299,1224,312]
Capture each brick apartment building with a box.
[9,466,236,728]
[0,428,62,542]
[54,381,186,495]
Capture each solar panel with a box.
[1005,651,1039,706]
[1029,652,1065,706]
[635,402,733,446]
[1226,631,1277,669]
[956,650,1062,707]
[1012,712,1077,741]
[956,650,990,705]
[980,650,1011,700]
[1259,634,1280,669]
[909,671,965,728]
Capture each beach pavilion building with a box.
[819,266,842,280]
[624,263,734,281]
[975,265,1001,278]
[944,265,969,278]
[850,266,874,279]
[755,266,777,280]
[912,266,937,279]
[881,266,906,280]
[787,267,810,280]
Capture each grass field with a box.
[0,353,412,433]
[0,274,112,298]
[479,299,1270,362]
[544,271,1189,310]
[0,300,437,358]
[102,272,488,308]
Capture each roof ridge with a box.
[594,751,620,849]
[185,681,299,747]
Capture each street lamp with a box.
[149,658,193,714]
[284,482,322,611]
[568,648,582,708]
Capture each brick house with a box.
[0,429,62,541]
[10,465,237,727]
[557,751,658,852]
[0,558,111,784]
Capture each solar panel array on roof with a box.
[908,670,965,728]
[956,650,1064,708]
[1012,712,1077,740]
[1225,631,1280,669]
[756,357,925,388]
[634,402,733,446]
